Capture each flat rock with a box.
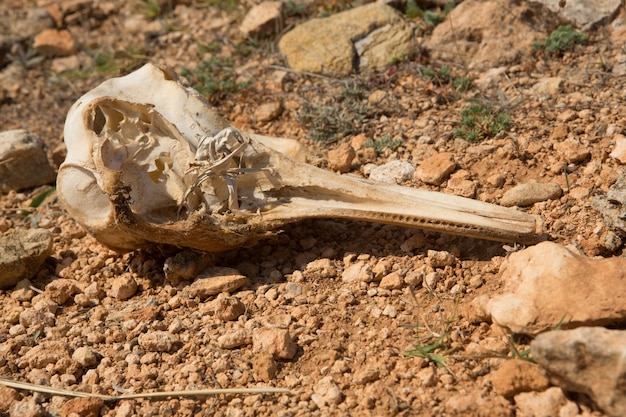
[486,242,626,335]
[531,327,626,416]
[368,160,415,184]
[183,267,247,300]
[424,0,547,70]
[414,153,456,185]
[0,229,53,289]
[278,3,414,76]
[500,181,562,207]
[0,129,56,192]
[532,0,621,30]
[240,1,283,38]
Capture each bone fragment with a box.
[57,64,540,252]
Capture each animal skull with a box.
[58,64,540,252]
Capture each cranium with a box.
[57,64,540,253]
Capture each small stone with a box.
[0,130,56,192]
[217,329,252,349]
[252,328,297,360]
[254,101,283,123]
[549,124,569,141]
[45,279,79,304]
[11,279,35,301]
[554,139,590,164]
[328,142,356,173]
[446,177,477,198]
[531,327,626,417]
[514,387,570,417]
[10,398,45,417]
[610,134,626,164]
[252,351,278,382]
[382,305,397,318]
[72,347,100,368]
[400,232,426,252]
[58,397,104,417]
[353,366,380,384]
[486,174,505,188]
[215,296,246,321]
[414,153,456,185]
[379,271,403,290]
[18,341,71,369]
[33,29,77,57]
[427,250,456,268]
[138,331,180,353]
[240,1,284,38]
[0,229,53,289]
[500,182,562,207]
[109,275,138,300]
[368,160,415,184]
[532,77,563,97]
[314,376,343,405]
[19,308,55,329]
[490,359,550,397]
[184,267,247,300]
[341,261,372,283]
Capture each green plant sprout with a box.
[532,25,587,53]
[363,135,403,155]
[453,103,510,142]
[180,57,251,99]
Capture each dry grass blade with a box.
[0,378,290,401]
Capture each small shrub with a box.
[532,25,587,53]
[363,136,403,155]
[454,103,510,142]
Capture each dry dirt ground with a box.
[0,0,624,416]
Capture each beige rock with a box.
[217,329,252,349]
[554,139,590,164]
[45,279,79,304]
[253,351,277,382]
[328,142,356,173]
[278,3,414,76]
[379,271,403,289]
[18,341,71,369]
[533,77,563,97]
[500,182,562,207]
[536,0,621,30]
[0,229,53,289]
[240,1,283,38]
[252,328,297,360]
[487,242,626,335]
[109,275,137,300]
[513,387,571,417]
[72,346,100,368]
[138,331,180,352]
[427,250,456,268]
[491,359,550,398]
[33,29,76,57]
[0,385,20,413]
[446,177,477,198]
[341,261,373,283]
[424,0,545,70]
[368,160,415,184]
[254,101,283,123]
[0,130,56,193]
[610,134,626,164]
[414,153,456,185]
[532,327,626,417]
[184,267,247,299]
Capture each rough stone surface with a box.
[414,153,456,185]
[217,329,252,349]
[490,359,550,398]
[531,327,626,417]
[33,28,76,57]
[252,328,297,360]
[108,275,138,300]
[487,242,626,335]
[45,279,79,304]
[278,3,414,76]
[0,129,56,193]
[0,228,53,289]
[240,1,283,38]
[138,331,180,353]
[58,397,104,417]
[183,267,247,300]
[610,134,626,164]
[341,261,372,283]
[253,351,278,382]
[328,142,356,173]
[368,160,415,184]
[593,170,626,235]
[533,0,622,30]
[500,182,562,207]
[513,387,571,417]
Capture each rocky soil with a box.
[1,0,626,416]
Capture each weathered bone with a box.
[57,64,540,252]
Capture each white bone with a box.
[58,64,540,252]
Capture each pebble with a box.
[138,331,180,353]
[500,181,562,207]
[313,376,343,406]
[33,28,76,57]
[72,347,100,368]
[414,153,456,185]
[217,329,252,349]
[45,279,79,304]
[108,275,137,300]
[10,399,45,417]
[183,267,247,300]
[368,160,415,184]
[252,328,297,360]
[328,142,356,173]
[353,366,380,384]
[240,1,283,38]
[0,228,53,289]
[213,296,246,321]
[19,308,55,330]
[514,387,571,417]
[554,139,590,164]
[254,101,284,123]
[610,133,626,164]
[379,271,403,290]
[0,130,56,192]
[252,352,278,382]
[427,250,456,268]
[18,341,71,369]
[341,261,372,283]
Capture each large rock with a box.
[424,0,548,70]
[278,3,414,76]
[486,242,626,335]
[0,130,56,192]
[531,0,621,30]
[0,229,53,289]
[531,327,626,417]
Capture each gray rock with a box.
[531,0,621,30]
[0,129,56,192]
[532,327,626,417]
[278,3,414,76]
[368,160,415,184]
[486,242,626,335]
[500,181,562,207]
[593,170,626,234]
[0,229,53,289]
